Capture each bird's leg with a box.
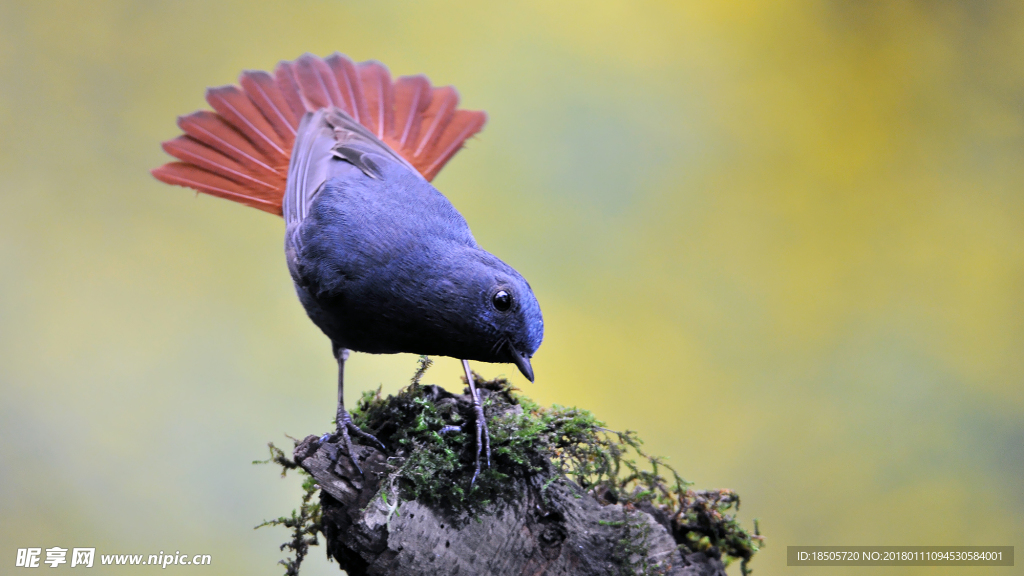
[323,348,385,474]
[463,359,491,486]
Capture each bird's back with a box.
[284,107,477,253]
[282,108,484,352]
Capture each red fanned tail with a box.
[152,53,487,216]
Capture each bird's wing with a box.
[283,107,417,227]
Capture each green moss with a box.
[262,357,764,575]
[253,443,322,576]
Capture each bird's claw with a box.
[323,409,386,476]
[341,418,386,452]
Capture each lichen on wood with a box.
[256,357,763,575]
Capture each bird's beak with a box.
[510,348,534,382]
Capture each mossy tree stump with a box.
[261,363,762,576]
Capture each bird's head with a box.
[449,249,544,381]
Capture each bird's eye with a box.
[492,290,512,311]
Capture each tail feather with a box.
[153,53,487,216]
[292,54,343,113]
[358,61,394,140]
[161,136,281,193]
[239,70,299,144]
[206,86,289,162]
[414,86,458,160]
[392,75,431,151]
[273,62,308,122]
[176,111,282,179]
[152,163,282,212]
[325,53,368,124]
[423,109,488,181]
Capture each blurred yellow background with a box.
[1,1,1021,574]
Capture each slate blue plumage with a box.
[152,53,542,481]
[284,109,544,372]
[281,108,543,478]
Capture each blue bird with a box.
[153,53,543,482]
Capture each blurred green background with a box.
[2,1,1022,574]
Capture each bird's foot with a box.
[469,401,491,488]
[461,360,492,487]
[337,410,386,451]
[319,409,385,476]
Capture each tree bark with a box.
[294,428,728,576]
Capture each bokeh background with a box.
[2,1,1022,574]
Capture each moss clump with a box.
[674,490,763,575]
[263,358,764,575]
[348,369,547,511]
